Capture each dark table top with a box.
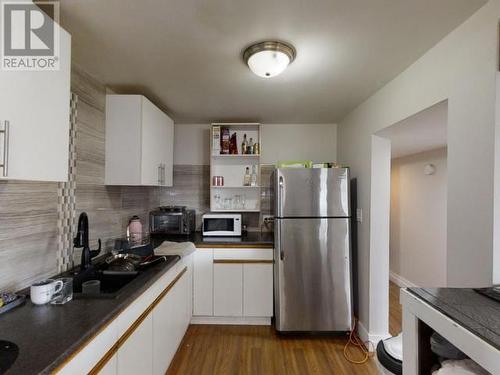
[0,256,180,374]
[408,288,500,350]
[151,231,274,248]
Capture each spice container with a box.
[213,176,224,186]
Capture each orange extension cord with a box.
[343,318,376,364]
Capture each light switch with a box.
[356,208,363,223]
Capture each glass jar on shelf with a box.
[234,195,242,210]
[214,194,221,209]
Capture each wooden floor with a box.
[167,282,402,375]
[389,281,402,336]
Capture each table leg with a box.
[403,307,419,374]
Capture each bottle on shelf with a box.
[250,165,257,186]
[212,126,221,156]
[241,134,248,155]
[220,127,230,154]
[243,167,251,186]
[229,132,238,154]
[248,138,254,154]
[253,142,260,155]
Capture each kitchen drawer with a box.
[212,248,273,261]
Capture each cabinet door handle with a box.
[161,163,165,185]
[213,259,273,264]
[0,121,9,177]
[158,164,162,185]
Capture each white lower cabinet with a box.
[193,247,274,322]
[117,313,153,375]
[243,264,273,317]
[98,354,117,375]
[57,255,193,375]
[213,263,243,316]
[152,265,190,375]
[193,249,213,316]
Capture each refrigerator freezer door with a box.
[275,168,350,218]
[275,218,352,332]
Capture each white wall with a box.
[174,123,337,165]
[173,124,211,165]
[493,72,500,284]
[390,148,447,287]
[260,124,337,164]
[337,0,497,339]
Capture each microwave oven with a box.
[202,214,242,237]
[150,206,195,235]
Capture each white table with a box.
[401,288,500,374]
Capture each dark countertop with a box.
[0,255,180,374]
[408,288,500,350]
[151,231,274,248]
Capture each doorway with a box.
[369,100,448,338]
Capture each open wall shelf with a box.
[210,123,261,212]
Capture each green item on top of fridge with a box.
[312,163,330,168]
[277,160,313,168]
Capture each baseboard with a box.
[390,271,417,288]
[191,316,271,326]
[356,320,391,351]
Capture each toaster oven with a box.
[150,206,195,235]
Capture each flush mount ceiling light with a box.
[243,41,296,78]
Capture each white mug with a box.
[30,279,64,305]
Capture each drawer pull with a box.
[213,259,273,264]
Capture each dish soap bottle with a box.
[243,167,251,186]
[250,165,257,186]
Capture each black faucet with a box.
[74,212,101,270]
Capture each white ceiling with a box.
[59,0,486,124]
[377,100,448,158]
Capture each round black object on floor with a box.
[377,339,402,375]
[0,340,19,374]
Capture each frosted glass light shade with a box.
[243,41,296,79]
[247,50,291,78]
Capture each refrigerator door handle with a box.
[278,220,284,260]
[278,175,284,217]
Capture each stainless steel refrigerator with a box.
[272,167,353,332]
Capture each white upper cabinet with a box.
[0,24,71,182]
[105,95,174,186]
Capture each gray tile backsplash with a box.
[0,181,59,290]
